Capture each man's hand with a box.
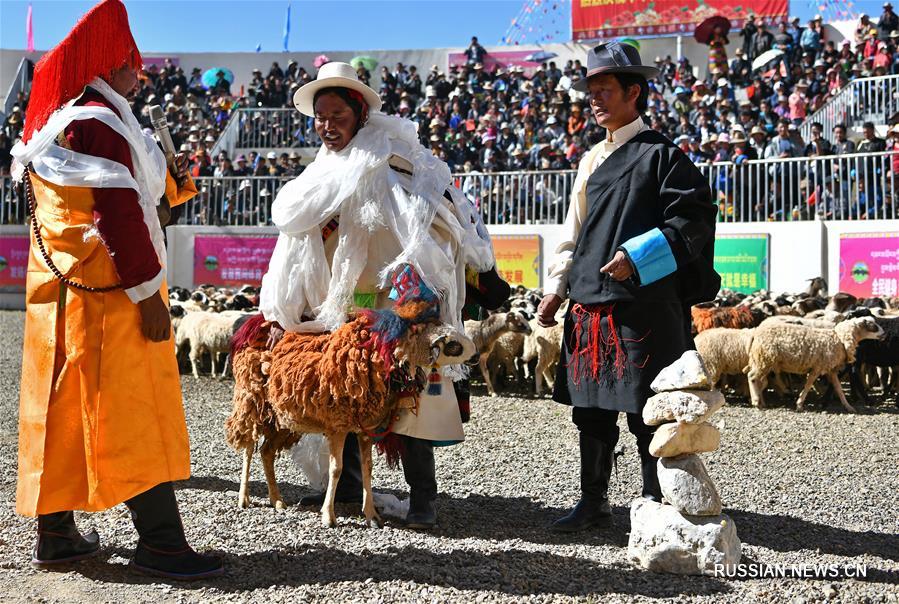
[170,152,190,181]
[600,250,635,282]
[267,322,285,350]
[537,293,563,327]
[138,292,171,342]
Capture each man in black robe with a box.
[537,42,719,533]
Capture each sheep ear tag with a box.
[427,366,442,396]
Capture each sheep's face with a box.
[755,301,777,317]
[505,311,533,335]
[394,323,476,368]
[842,317,885,343]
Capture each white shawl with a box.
[11,78,168,268]
[259,112,494,335]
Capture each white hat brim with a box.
[293,77,382,116]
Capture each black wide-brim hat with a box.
[572,41,660,92]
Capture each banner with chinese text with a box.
[0,235,29,288]
[193,235,276,287]
[713,234,768,294]
[838,232,899,298]
[572,0,787,40]
[492,235,541,289]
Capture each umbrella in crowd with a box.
[313,54,331,69]
[694,15,731,45]
[201,67,234,89]
[350,55,379,71]
[752,48,785,71]
[524,50,557,63]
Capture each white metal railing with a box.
[801,74,899,142]
[2,151,897,226]
[703,150,899,222]
[211,108,320,159]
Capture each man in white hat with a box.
[259,62,508,530]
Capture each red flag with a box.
[26,3,34,52]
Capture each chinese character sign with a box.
[838,232,899,298]
[571,0,787,40]
[0,236,30,287]
[491,235,541,289]
[713,234,769,294]
[193,235,277,287]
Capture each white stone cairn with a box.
[627,351,742,575]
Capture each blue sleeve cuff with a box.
[620,228,677,286]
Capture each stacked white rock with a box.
[627,350,742,576]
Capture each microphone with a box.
[148,104,176,164]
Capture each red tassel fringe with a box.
[567,303,650,387]
[374,433,404,470]
[230,313,269,356]
[22,0,142,143]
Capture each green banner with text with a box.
[713,234,769,293]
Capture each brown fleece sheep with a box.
[691,305,759,334]
[226,311,474,528]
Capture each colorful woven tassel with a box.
[427,366,442,395]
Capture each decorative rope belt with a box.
[566,302,650,387]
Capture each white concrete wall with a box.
[166,221,828,294]
[6,219,884,310]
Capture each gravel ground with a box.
[0,310,897,603]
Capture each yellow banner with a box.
[491,235,542,289]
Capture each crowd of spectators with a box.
[3,11,899,223]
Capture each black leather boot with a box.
[32,511,101,568]
[126,482,223,580]
[551,432,615,533]
[299,433,364,506]
[401,436,438,530]
[636,432,663,502]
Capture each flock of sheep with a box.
[168,277,899,412]
[693,279,898,412]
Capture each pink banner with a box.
[838,232,899,298]
[193,235,276,287]
[0,236,29,287]
[448,50,548,76]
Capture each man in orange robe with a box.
[12,0,222,580]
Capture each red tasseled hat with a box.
[21,0,141,143]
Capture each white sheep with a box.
[694,328,754,393]
[745,317,884,412]
[175,310,252,378]
[759,315,841,330]
[465,311,532,396]
[804,309,846,323]
[487,330,528,391]
[522,318,563,396]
